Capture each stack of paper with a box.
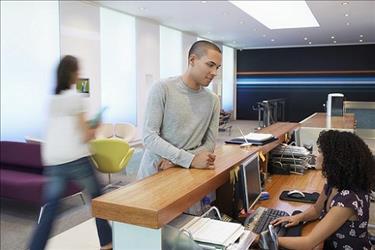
[243,133,274,142]
[181,217,244,248]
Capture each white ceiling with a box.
[96,0,375,49]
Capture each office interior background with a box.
[1,1,374,250]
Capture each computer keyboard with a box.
[244,207,289,236]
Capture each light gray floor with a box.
[1,120,374,250]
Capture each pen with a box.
[238,127,249,144]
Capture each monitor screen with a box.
[239,153,262,211]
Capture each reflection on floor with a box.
[46,218,100,250]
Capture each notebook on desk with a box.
[225,133,278,146]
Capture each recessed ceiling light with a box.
[271,39,275,42]
[359,39,363,42]
[201,1,207,3]
[262,34,267,37]
[222,11,228,16]
[342,2,349,5]
[304,37,308,40]
[333,41,337,43]
[138,7,146,11]
[239,21,244,25]
[331,36,335,39]
[346,22,350,26]
[229,1,319,29]
[360,35,364,38]
[309,41,312,44]
[345,13,349,17]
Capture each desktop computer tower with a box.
[327,93,344,116]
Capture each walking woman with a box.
[29,55,112,250]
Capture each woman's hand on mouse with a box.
[271,214,302,228]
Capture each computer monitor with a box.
[238,153,262,212]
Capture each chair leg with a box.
[108,173,111,185]
[78,192,85,205]
[38,204,46,224]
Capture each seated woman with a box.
[272,130,374,249]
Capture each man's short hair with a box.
[188,40,222,59]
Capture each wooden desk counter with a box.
[92,122,299,230]
[92,144,253,228]
[257,170,325,236]
[301,112,355,129]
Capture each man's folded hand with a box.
[191,151,216,169]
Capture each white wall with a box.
[59,1,101,116]
[135,18,160,139]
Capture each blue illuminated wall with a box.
[236,45,375,121]
[237,76,375,121]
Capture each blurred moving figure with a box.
[29,55,112,250]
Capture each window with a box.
[222,45,235,111]
[160,26,182,79]
[1,1,60,141]
[100,8,136,124]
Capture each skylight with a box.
[229,1,320,29]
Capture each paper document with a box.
[242,133,274,142]
[181,217,244,247]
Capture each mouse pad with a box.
[279,191,319,203]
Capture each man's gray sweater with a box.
[136,76,220,179]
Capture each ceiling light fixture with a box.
[309,41,312,44]
[346,22,350,26]
[360,35,364,38]
[342,2,349,5]
[271,39,275,42]
[239,21,244,25]
[262,34,267,37]
[333,41,337,43]
[345,13,349,17]
[229,1,319,29]
[304,37,308,40]
[331,36,335,39]
[359,39,363,42]
[201,1,207,3]
[138,7,146,11]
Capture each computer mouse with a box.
[287,190,305,199]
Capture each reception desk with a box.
[300,112,355,129]
[92,122,299,249]
[298,112,355,154]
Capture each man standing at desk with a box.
[137,40,222,179]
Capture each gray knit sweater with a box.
[136,76,220,179]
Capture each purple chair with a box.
[0,141,85,223]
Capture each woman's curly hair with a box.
[317,130,375,192]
